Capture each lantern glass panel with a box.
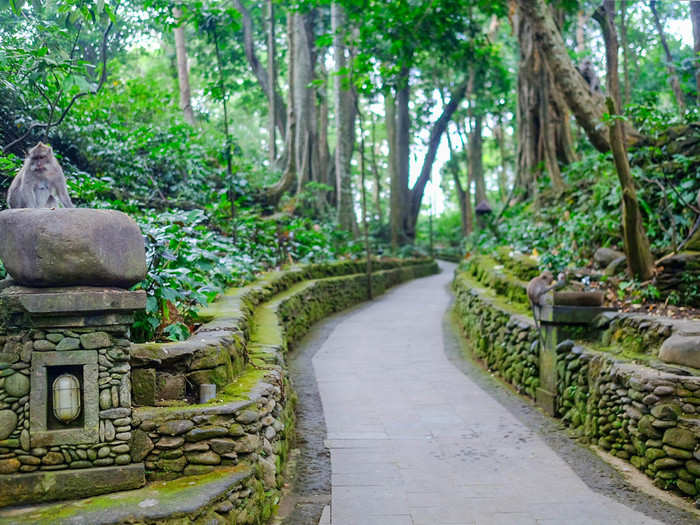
[52,374,81,424]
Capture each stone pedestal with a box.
[0,284,146,507]
[536,303,614,416]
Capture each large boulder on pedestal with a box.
[0,208,146,288]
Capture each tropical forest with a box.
[1,0,700,524]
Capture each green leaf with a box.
[104,3,116,23]
[10,0,26,15]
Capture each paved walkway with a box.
[312,262,664,525]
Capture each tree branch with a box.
[232,0,287,139]
[3,21,113,153]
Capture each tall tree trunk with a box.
[406,81,468,239]
[470,113,486,206]
[512,4,537,199]
[495,117,508,202]
[519,0,620,153]
[318,61,331,196]
[333,3,356,232]
[539,64,565,194]
[233,0,286,139]
[446,130,469,237]
[267,0,276,162]
[396,68,411,243]
[456,122,474,235]
[620,0,631,106]
[595,2,654,281]
[370,113,383,226]
[692,1,700,105]
[293,11,319,193]
[511,2,572,200]
[357,108,373,299]
[386,90,400,251]
[173,7,195,126]
[650,0,686,112]
[264,11,296,205]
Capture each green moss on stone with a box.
[214,368,267,403]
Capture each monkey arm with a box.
[534,278,567,305]
[56,182,74,208]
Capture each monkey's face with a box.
[28,143,53,173]
[540,271,554,285]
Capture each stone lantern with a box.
[0,208,147,507]
[475,199,493,231]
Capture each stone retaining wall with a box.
[453,272,540,398]
[134,262,438,480]
[453,269,700,499]
[126,259,438,523]
[131,259,435,404]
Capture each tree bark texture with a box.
[267,0,277,162]
[406,81,468,239]
[650,0,686,112]
[263,12,296,205]
[470,113,486,207]
[234,0,286,139]
[396,69,411,244]
[293,11,321,195]
[318,61,331,197]
[386,91,400,250]
[173,7,195,126]
[692,1,700,105]
[596,1,654,281]
[368,113,383,225]
[446,131,470,237]
[333,3,356,233]
[456,123,474,235]
[511,2,572,199]
[518,0,612,153]
[494,118,508,202]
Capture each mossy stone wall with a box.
[453,268,700,500]
[127,259,438,523]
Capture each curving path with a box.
[310,262,676,525]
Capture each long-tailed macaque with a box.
[527,271,555,308]
[7,142,74,209]
[527,271,565,341]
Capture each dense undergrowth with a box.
[0,84,360,343]
[425,104,700,307]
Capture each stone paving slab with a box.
[312,262,666,525]
[0,465,251,524]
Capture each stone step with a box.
[0,465,252,525]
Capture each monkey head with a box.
[539,271,554,285]
[26,142,54,174]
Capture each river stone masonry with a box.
[0,284,146,507]
[453,265,700,500]
[133,368,290,484]
[0,258,438,523]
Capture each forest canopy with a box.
[1,0,699,338]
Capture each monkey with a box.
[527,271,566,348]
[7,142,74,209]
[528,271,555,308]
[577,58,602,95]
